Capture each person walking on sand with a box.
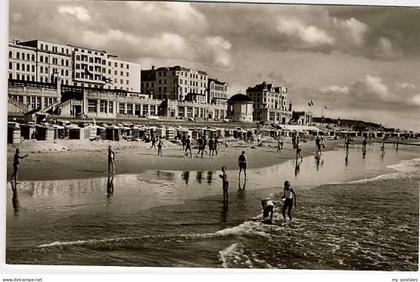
[219,166,229,204]
[214,137,219,156]
[380,142,385,156]
[181,134,186,151]
[157,137,163,156]
[345,137,351,153]
[150,134,157,150]
[282,180,297,221]
[238,151,247,183]
[277,136,283,152]
[108,144,115,173]
[185,136,192,158]
[395,137,399,151]
[209,137,214,157]
[11,148,28,184]
[315,136,322,154]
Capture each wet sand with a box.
[7,139,339,181]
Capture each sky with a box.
[9,0,420,131]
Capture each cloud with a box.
[196,36,232,69]
[411,94,420,106]
[276,18,335,46]
[58,6,91,22]
[373,37,404,60]
[320,85,349,94]
[352,75,390,99]
[335,17,368,46]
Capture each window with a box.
[76,55,80,60]
[126,72,129,77]
[45,57,48,63]
[9,62,12,70]
[27,65,30,71]
[114,62,117,67]
[127,65,129,70]
[66,70,68,76]
[126,80,129,85]
[108,101,114,113]
[88,100,97,113]
[32,54,35,61]
[76,73,80,78]
[120,79,123,84]
[16,52,20,59]
[114,70,117,75]
[40,44,44,50]
[120,63,123,68]
[16,74,20,80]
[16,63,20,71]
[32,65,35,72]
[76,64,80,69]
[119,103,125,114]
[9,51,12,58]
[100,100,107,113]
[120,71,123,76]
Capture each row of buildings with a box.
[8,39,298,125]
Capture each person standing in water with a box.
[108,144,115,173]
[282,180,297,221]
[219,166,229,204]
[395,137,399,151]
[295,140,303,161]
[362,136,367,158]
[157,137,163,156]
[11,148,28,184]
[238,151,247,183]
[380,141,385,156]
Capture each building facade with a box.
[246,82,292,124]
[141,66,208,103]
[8,39,141,92]
[207,79,228,106]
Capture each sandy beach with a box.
[7,138,339,181]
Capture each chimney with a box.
[151,65,155,70]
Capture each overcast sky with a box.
[9,0,420,131]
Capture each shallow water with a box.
[6,144,420,270]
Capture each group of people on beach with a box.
[218,149,297,223]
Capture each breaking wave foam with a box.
[347,157,420,184]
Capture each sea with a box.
[6,143,419,270]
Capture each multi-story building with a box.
[106,57,141,92]
[207,78,228,105]
[141,66,208,103]
[246,81,292,124]
[8,42,37,82]
[8,39,141,92]
[16,40,73,85]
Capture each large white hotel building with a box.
[8,39,141,92]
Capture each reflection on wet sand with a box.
[206,171,213,185]
[182,171,190,185]
[220,204,228,223]
[196,171,203,184]
[11,182,19,215]
[294,159,301,177]
[107,175,114,196]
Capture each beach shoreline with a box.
[7,138,339,182]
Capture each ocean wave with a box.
[219,243,253,268]
[38,220,273,249]
[345,157,420,184]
